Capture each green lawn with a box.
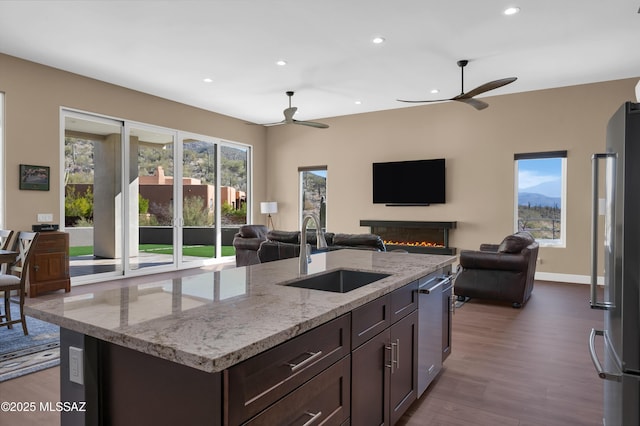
[69,245,235,258]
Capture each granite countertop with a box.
[26,249,455,373]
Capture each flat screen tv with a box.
[373,158,446,205]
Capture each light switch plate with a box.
[37,213,54,222]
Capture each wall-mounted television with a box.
[372,158,446,205]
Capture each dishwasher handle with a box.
[418,275,452,294]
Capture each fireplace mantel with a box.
[360,220,457,255]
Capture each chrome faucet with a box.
[299,212,328,274]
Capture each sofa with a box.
[454,231,539,308]
[233,225,386,267]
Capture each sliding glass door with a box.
[126,123,177,273]
[63,110,250,283]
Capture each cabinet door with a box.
[351,329,390,426]
[32,251,67,282]
[389,310,418,425]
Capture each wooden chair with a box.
[0,231,39,335]
[0,229,14,274]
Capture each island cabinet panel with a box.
[351,328,390,425]
[99,341,222,426]
[351,282,419,426]
[244,355,351,426]
[225,314,351,426]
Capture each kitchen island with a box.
[26,249,456,425]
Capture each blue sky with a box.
[518,158,562,197]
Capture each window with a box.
[514,151,567,246]
[299,166,327,230]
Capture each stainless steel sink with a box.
[285,269,390,293]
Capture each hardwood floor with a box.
[0,281,603,425]
[399,281,604,426]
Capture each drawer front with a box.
[34,233,68,252]
[390,280,418,323]
[245,355,351,426]
[226,314,351,426]
[351,294,391,349]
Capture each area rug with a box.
[0,303,60,382]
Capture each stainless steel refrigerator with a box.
[590,101,640,426]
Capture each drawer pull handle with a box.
[385,344,393,371]
[302,410,322,426]
[386,341,399,373]
[286,350,323,372]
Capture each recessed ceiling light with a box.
[276,60,287,66]
[203,78,213,83]
[355,100,362,105]
[430,89,440,94]
[503,6,520,15]
[372,36,385,44]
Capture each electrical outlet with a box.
[69,346,84,385]
[37,213,53,222]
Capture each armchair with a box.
[454,231,539,308]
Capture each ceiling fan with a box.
[261,91,329,129]
[397,60,517,110]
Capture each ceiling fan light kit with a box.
[397,59,517,110]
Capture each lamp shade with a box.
[260,201,278,214]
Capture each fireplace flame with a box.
[384,240,444,248]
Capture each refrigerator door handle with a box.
[590,153,616,310]
[589,328,622,380]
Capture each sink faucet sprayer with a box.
[299,213,328,274]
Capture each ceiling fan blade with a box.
[455,77,517,100]
[293,119,329,129]
[455,97,489,110]
[396,98,451,103]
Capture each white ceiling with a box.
[1,1,639,124]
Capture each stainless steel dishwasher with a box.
[417,273,453,397]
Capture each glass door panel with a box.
[181,137,217,265]
[220,144,249,258]
[129,124,176,272]
[64,113,124,280]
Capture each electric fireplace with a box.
[360,220,456,255]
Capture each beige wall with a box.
[265,78,639,277]
[0,53,267,231]
[2,51,638,278]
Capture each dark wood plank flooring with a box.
[0,281,604,426]
[399,281,604,426]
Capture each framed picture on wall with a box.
[19,164,50,191]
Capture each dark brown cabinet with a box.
[351,281,419,426]
[225,314,351,425]
[27,231,70,297]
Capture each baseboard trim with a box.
[535,272,604,285]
